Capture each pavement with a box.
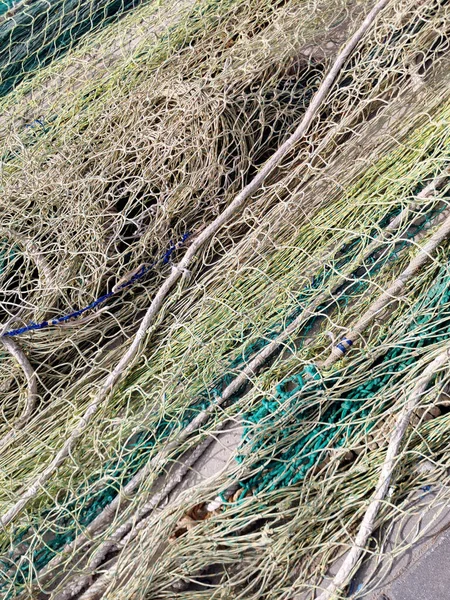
[350,483,450,600]
[168,420,243,499]
[159,425,450,600]
[375,530,450,600]
[292,467,450,600]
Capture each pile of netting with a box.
[1,0,450,598]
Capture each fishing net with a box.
[1,0,450,598]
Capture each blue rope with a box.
[1,232,190,338]
[24,118,47,131]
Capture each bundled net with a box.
[1,0,450,598]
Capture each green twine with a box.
[237,197,449,493]
[1,181,447,591]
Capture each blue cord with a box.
[2,232,190,338]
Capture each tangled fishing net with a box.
[1,0,450,597]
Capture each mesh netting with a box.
[1,0,450,598]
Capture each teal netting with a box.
[0,1,15,18]
[1,181,446,591]
[0,0,144,97]
[238,208,450,494]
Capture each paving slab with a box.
[169,420,243,498]
[351,484,450,600]
[381,529,450,600]
[294,480,450,600]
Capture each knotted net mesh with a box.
[1,0,450,598]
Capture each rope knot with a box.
[171,264,191,280]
